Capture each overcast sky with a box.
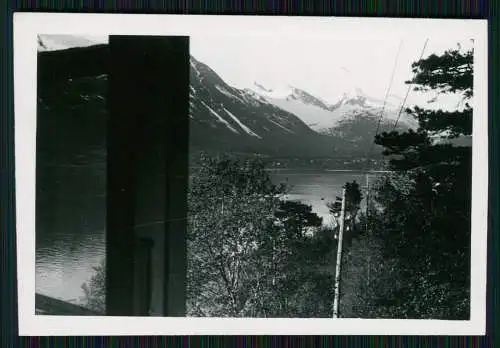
[190,35,473,107]
[43,18,477,108]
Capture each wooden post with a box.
[366,174,371,288]
[366,174,370,221]
[333,187,346,318]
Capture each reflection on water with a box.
[36,91,107,303]
[36,161,106,303]
[36,233,105,303]
[35,64,108,304]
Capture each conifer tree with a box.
[371,45,473,319]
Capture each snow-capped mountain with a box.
[37,36,337,158]
[249,83,416,134]
[249,82,339,133]
[251,82,331,109]
[329,87,414,126]
[188,57,334,156]
[37,36,409,158]
[330,87,400,109]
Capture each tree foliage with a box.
[339,230,402,318]
[327,180,363,236]
[80,154,337,317]
[187,154,334,317]
[407,47,473,99]
[365,45,473,319]
[80,259,106,314]
[187,154,283,316]
[79,45,474,320]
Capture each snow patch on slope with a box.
[251,82,295,100]
[268,120,294,134]
[200,101,239,134]
[215,85,247,104]
[238,90,263,107]
[190,59,201,77]
[242,88,271,105]
[223,108,262,139]
[266,97,340,132]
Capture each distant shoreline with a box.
[188,166,392,174]
[264,168,393,173]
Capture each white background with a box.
[14,13,488,335]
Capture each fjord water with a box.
[36,154,107,303]
[35,89,107,304]
[269,169,377,226]
[35,85,379,302]
[35,155,377,303]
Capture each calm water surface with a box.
[35,162,380,302]
[35,99,107,303]
[35,159,106,303]
[269,169,379,226]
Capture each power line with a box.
[330,41,404,316]
[362,39,404,173]
[360,40,404,207]
[392,38,429,131]
[374,39,404,139]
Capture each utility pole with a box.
[333,187,347,318]
[365,174,371,288]
[365,174,370,230]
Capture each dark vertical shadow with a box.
[106,36,138,316]
[106,36,189,316]
[163,37,190,316]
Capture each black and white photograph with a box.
[15,14,488,335]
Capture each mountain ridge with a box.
[37,36,412,159]
[248,82,416,134]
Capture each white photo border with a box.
[14,13,488,336]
